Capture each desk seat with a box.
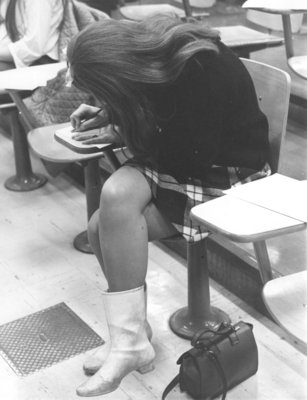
[262,270,307,345]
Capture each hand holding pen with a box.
[70,104,108,132]
[70,103,122,145]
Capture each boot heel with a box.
[137,362,155,374]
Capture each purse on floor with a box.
[162,321,258,400]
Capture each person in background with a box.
[0,0,64,71]
[67,15,271,397]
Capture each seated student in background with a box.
[67,15,271,397]
[0,0,64,71]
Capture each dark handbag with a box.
[162,321,258,400]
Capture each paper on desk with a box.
[242,0,307,11]
[54,126,111,154]
[224,173,307,222]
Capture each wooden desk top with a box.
[191,174,306,242]
[217,25,283,48]
[119,4,186,20]
[191,195,305,242]
[242,1,307,14]
[0,62,66,91]
[28,123,110,164]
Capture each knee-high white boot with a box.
[76,286,155,397]
[83,283,152,376]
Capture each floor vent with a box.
[0,303,104,376]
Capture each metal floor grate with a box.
[0,303,104,376]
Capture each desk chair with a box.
[0,90,47,192]
[0,0,109,191]
[244,5,307,80]
[262,270,307,346]
[169,58,292,339]
[276,10,307,80]
[28,124,120,253]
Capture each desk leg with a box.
[282,14,294,59]
[169,237,230,339]
[182,0,192,17]
[253,240,273,284]
[4,109,47,191]
[73,158,102,254]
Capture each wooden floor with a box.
[1,131,307,398]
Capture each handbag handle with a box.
[206,350,228,400]
[192,323,236,348]
[161,374,180,400]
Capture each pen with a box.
[81,107,104,124]
[74,107,104,132]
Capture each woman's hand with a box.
[72,124,122,145]
[70,104,109,132]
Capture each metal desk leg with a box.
[169,237,230,339]
[4,109,47,191]
[182,0,192,17]
[253,240,273,284]
[73,158,102,253]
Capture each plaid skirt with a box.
[124,159,271,242]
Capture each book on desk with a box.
[54,126,111,154]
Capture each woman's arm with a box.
[8,0,63,67]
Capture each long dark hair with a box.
[67,15,220,162]
[5,0,19,41]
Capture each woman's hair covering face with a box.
[67,14,220,162]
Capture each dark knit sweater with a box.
[150,41,270,182]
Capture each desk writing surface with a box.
[190,195,305,242]
[217,25,283,48]
[0,62,66,91]
[242,0,307,12]
[54,126,111,154]
[224,173,307,223]
[28,123,109,164]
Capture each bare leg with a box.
[87,165,178,288]
[84,167,172,375]
[78,166,179,394]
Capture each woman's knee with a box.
[100,167,152,215]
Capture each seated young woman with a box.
[67,15,271,397]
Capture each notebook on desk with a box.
[224,173,307,222]
[54,126,111,154]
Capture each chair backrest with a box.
[241,58,291,174]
